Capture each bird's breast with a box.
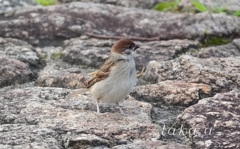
[90,58,137,103]
[110,59,137,83]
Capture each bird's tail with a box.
[68,88,88,98]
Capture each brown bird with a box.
[69,38,140,115]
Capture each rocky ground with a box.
[0,0,240,149]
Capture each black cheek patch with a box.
[124,49,131,55]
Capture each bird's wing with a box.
[86,58,116,88]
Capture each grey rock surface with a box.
[131,55,240,107]
[115,0,167,9]
[58,0,168,9]
[61,36,199,70]
[34,45,95,89]
[0,124,61,149]
[178,89,240,149]
[187,38,240,58]
[0,37,45,88]
[131,80,212,106]
[0,37,45,71]
[0,87,161,148]
[0,56,34,88]
[1,2,240,45]
[112,140,192,149]
[143,55,240,94]
[35,68,87,89]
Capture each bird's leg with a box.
[94,99,109,115]
[116,103,126,115]
[96,99,101,114]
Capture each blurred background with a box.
[1,0,240,46]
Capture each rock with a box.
[1,2,240,45]
[58,0,167,9]
[179,0,240,11]
[115,0,168,9]
[0,37,45,72]
[151,105,185,126]
[35,68,88,89]
[187,38,240,58]
[144,55,240,94]
[0,124,61,149]
[233,38,240,49]
[35,46,63,62]
[178,89,240,149]
[112,140,192,149]
[150,105,189,145]
[61,36,199,70]
[35,45,99,89]
[133,55,240,106]
[131,80,212,106]
[0,37,45,88]
[0,56,34,88]
[0,87,160,148]
[61,37,114,69]
[34,46,94,89]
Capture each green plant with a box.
[189,0,208,12]
[51,52,62,59]
[42,54,47,59]
[212,7,226,13]
[190,49,197,53]
[233,9,240,16]
[189,0,235,14]
[204,30,209,35]
[34,0,58,6]
[153,0,181,11]
[214,0,234,13]
[154,0,240,17]
[201,37,232,47]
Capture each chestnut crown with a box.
[111,38,139,54]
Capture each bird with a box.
[69,38,140,115]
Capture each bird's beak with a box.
[132,44,140,51]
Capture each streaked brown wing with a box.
[86,58,116,88]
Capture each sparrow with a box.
[69,38,140,115]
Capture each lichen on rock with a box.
[0,37,45,88]
[178,90,240,149]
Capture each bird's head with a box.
[111,38,140,56]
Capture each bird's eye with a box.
[128,45,132,49]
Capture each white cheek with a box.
[131,50,136,56]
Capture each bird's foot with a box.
[120,111,126,116]
[94,111,109,115]
[116,103,126,116]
